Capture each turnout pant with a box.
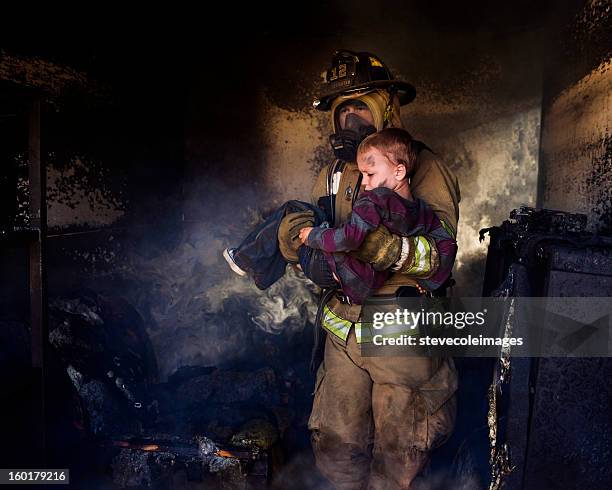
[308,328,457,489]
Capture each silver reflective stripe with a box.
[405,236,431,276]
[332,171,342,195]
[414,237,428,272]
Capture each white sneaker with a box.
[223,248,247,276]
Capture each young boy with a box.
[223,128,456,304]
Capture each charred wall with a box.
[539,0,612,232]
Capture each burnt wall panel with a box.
[539,0,612,233]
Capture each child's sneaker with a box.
[223,248,247,276]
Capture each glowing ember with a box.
[113,441,160,451]
[215,450,238,458]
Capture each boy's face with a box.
[357,147,406,191]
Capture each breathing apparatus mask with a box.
[329,106,377,162]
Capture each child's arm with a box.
[301,193,382,253]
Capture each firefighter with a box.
[278,50,460,489]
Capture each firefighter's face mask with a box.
[329,101,376,162]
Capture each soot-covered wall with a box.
[539,0,612,231]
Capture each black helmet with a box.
[313,50,416,111]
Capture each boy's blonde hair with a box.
[357,128,417,176]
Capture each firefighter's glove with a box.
[349,225,402,272]
[278,210,316,262]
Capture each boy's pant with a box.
[233,200,334,289]
[309,328,457,490]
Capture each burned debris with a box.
[481,206,612,489]
[44,289,310,488]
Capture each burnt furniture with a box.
[481,207,612,489]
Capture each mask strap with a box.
[383,87,397,128]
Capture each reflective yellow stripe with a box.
[412,237,423,271]
[406,236,431,276]
[322,305,352,341]
[322,305,372,343]
[421,237,432,273]
[440,219,456,239]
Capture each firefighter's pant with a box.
[308,328,457,490]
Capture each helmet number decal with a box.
[329,63,347,82]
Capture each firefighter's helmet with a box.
[313,50,416,111]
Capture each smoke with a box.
[41,145,323,381]
[104,192,320,380]
[428,106,541,296]
[204,269,319,335]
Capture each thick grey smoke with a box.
[112,196,320,380]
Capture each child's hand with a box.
[299,226,313,244]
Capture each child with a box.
[224,128,456,304]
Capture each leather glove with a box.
[278,210,316,262]
[349,225,402,271]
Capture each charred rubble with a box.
[38,290,319,489]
